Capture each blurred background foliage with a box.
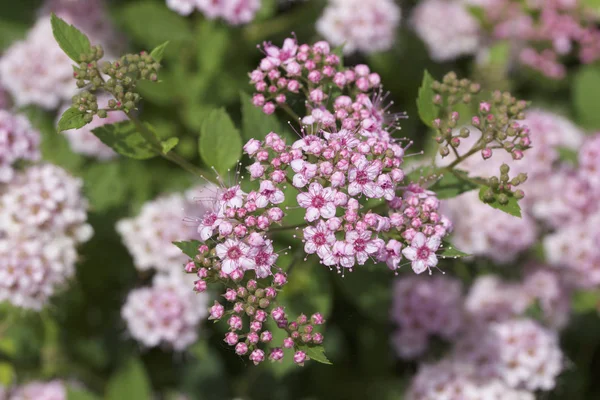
[1,0,600,399]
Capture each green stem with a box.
[127,113,218,183]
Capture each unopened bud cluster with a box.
[432,72,531,163]
[186,250,325,366]
[481,163,527,204]
[70,45,160,118]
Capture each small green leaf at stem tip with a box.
[297,344,332,365]
[150,41,169,63]
[439,240,470,258]
[478,185,522,218]
[161,137,179,154]
[57,107,87,132]
[50,13,91,62]
[174,240,201,259]
[416,70,438,128]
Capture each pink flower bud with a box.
[228,315,243,330]
[512,150,524,160]
[312,333,324,344]
[333,72,347,88]
[273,273,287,286]
[247,332,260,344]
[224,289,237,302]
[194,280,207,292]
[356,77,370,91]
[369,73,381,86]
[293,351,307,366]
[308,70,321,83]
[255,309,268,322]
[311,313,325,325]
[269,348,284,361]
[261,331,273,342]
[229,268,244,281]
[479,102,491,113]
[283,337,294,348]
[244,139,261,155]
[234,225,247,237]
[310,88,325,103]
[235,342,248,355]
[252,94,265,107]
[209,301,225,320]
[224,332,238,346]
[287,80,300,92]
[271,307,286,321]
[264,287,277,299]
[263,102,275,115]
[249,349,265,365]
[355,64,370,76]
[197,268,208,279]
[184,261,196,273]
[268,207,284,221]
[482,147,492,159]
[275,94,286,104]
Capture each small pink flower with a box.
[197,210,224,241]
[290,159,317,188]
[218,185,245,209]
[265,38,298,66]
[224,332,238,346]
[297,182,337,222]
[209,301,225,320]
[235,342,248,355]
[244,139,261,155]
[293,350,307,366]
[283,337,294,348]
[250,240,278,278]
[303,221,336,258]
[347,157,384,198]
[215,239,255,274]
[378,239,403,270]
[346,230,381,265]
[402,233,441,274]
[255,180,285,208]
[270,348,284,361]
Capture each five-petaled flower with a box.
[402,233,441,274]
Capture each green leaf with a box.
[105,358,152,400]
[298,344,332,365]
[428,169,479,199]
[50,13,91,62]
[150,41,169,63]
[0,19,28,52]
[572,290,600,314]
[439,240,470,258]
[558,146,579,165]
[199,108,242,175]
[57,107,87,133]
[488,41,510,66]
[467,6,486,25]
[240,91,281,141]
[197,20,229,75]
[478,185,522,218]
[416,70,438,128]
[161,137,179,154]
[582,0,600,14]
[92,121,158,160]
[174,240,201,259]
[573,65,600,130]
[117,2,191,48]
[67,386,101,400]
[0,363,15,386]
[83,163,128,212]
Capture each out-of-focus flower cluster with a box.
[122,270,208,350]
[393,271,567,399]
[166,0,260,24]
[411,0,600,79]
[2,380,66,400]
[0,0,119,110]
[316,0,401,54]
[0,106,92,310]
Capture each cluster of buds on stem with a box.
[432,72,531,163]
[482,163,528,204]
[70,44,161,117]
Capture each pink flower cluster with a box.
[250,39,382,115]
[58,94,126,160]
[0,163,92,310]
[0,1,118,109]
[411,0,481,62]
[117,186,214,272]
[166,0,260,24]
[122,270,208,350]
[5,380,66,400]
[316,0,401,54]
[0,110,41,183]
[475,0,600,78]
[391,276,463,358]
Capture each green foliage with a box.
[92,121,158,160]
[50,13,91,62]
[572,290,600,313]
[57,107,88,133]
[416,70,438,128]
[466,6,486,25]
[199,108,242,175]
[297,344,332,365]
[478,185,522,218]
[161,137,179,154]
[67,386,101,400]
[439,240,470,258]
[105,358,152,400]
[240,91,281,141]
[428,169,479,199]
[174,240,201,259]
[557,146,579,165]
[573,65,600,130]
[149,41,170,63]
[117,1,192,47]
